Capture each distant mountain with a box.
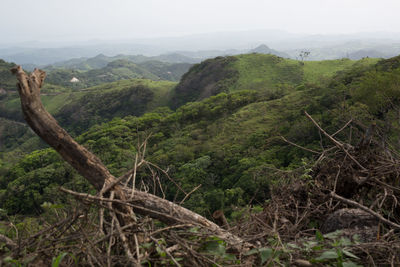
[2,30,400,65]
[286,41,400,60]
[249,44,290,58]
[348,49,388,60]
[0,43,165,66]
[174,49,242,59]
[47,53,198,71]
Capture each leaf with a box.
[259,247,273,264]
[203,241,226,256]
[223,253,237,261]
[323,230,343,240]
[189,227,199,233]
[315,230,324,242]
[286,243,300,249]
[315,250,338,261]
[52,252,68,267]
[303,241,318,251]
[244,248,259,256]
[342,261,363,267]
[342,249,360,259]
[156,246,166,257]
[140,260,152,267]
[339,237,352,246]
[352,234,361,244]
[141,242,153,249]
[311,245,324,251]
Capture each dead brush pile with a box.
[237,113,400,266]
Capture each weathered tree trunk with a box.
[11,66,248,248]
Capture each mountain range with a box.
[2,29,400,66]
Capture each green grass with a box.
[230,54,303,92]
[169,54,382,111]
[228,54,379,92]
[82,78,177,111]
[39,79,176,115]
[41,93,84,114]
[303,58,379,85]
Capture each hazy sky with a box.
[2,0,400,44]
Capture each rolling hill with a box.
[44,59,192,89]
[0,54,380,148]
[170,53,379,108]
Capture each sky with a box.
[1,0,400,44]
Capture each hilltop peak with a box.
[249,44,289,58]
[253,44,271,50]
[94,53,107,59]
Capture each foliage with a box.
[169,56,239,109]
[45,59,191,89]
[0,59,17,90]
[2,53,400,265]
[1,53,399,218]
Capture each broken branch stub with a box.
[11,66,249,249]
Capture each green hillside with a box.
[0,59,17,91]
[55,79,176,133]
[170,54,379,109]
[0,78,176,163]
[45,59,192,89]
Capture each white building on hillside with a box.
[70,77,80,83]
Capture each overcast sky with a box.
[1,0,400,44]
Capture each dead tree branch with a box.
[304,111,367,171]
[330,191,400,230]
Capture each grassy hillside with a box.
[170,54,379,109]
[302,57,379,84]
[54,79,176,133]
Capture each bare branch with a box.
[305,111,367,171]
[330,191,400,230]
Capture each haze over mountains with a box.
[2,29,400,67]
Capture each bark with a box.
[11,66,249,249]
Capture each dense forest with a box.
[1,52,400,265]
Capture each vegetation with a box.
[169,53,378,110]
[0,59,17,91]
[1,53,400,265]
[0,54,392,216]
[48,53,198,71]
[45,59,192,89]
